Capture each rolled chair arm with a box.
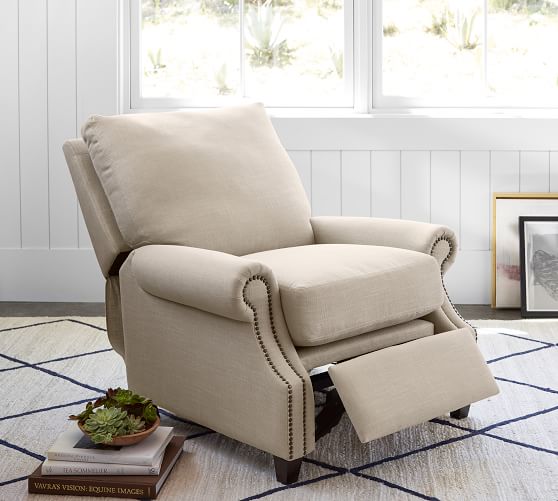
[310,216,458,274]
[130,245,274,322]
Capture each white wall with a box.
[1,0,557,303]
[0,0,118,302]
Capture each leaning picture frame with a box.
[519,216,558,318]
[492,193,558,309]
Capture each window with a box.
[127,0,558,111]
[376,0,558,107]
[130,0,353,108]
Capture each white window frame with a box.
[372,0,558,110]
[124,0,558,113]
[125,0,356,111]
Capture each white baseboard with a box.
[0,249,104,302]
[0,248,490,304]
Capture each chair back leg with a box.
[450,405,471,419]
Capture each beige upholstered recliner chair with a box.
[64,104,498,485]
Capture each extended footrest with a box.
[329,328,499,443]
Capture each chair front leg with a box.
[273,456,303,485]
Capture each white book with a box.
[41,450,164,476]
[46,425,173,466]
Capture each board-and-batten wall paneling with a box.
[371,151,400,219]
[551,152,558,192]
[520,152,550,192]
[341,151,370,216]
[431,151,460,236]
[0,0,119,301]
[0,0,21,248]
[2,0,121,251]
[311,151,341,216]
[461,151,490,251]
[1,0,557,302]
[48,0,78,248]
[19,0,49,248]
[401,151,430,223]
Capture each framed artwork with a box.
[519,216,558,318]
[492,193,558,308]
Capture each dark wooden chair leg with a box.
[450,405,471,419]
[273,456,303,485]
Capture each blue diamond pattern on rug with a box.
[0,317,556,500]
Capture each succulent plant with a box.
[83,408,129,444]
[69,388,159,444]
[125,415,146,435]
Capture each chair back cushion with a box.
[81,104,313,255]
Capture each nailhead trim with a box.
[430,236,477,341]
[429,235,454,271]
[242,275,308,459]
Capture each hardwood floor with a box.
[456,305,522,320]
[0,302,521,320]
[0,302,105,317]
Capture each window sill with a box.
[270,109,557,150]
[267,107,558,120]
[126,101,558,120]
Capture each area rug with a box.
[0,317,556,500]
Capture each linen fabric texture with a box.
[329,328,500,443]
[130,244,443,347]
[297,319,434,370]
[310,216,458,274]
[244,244,444,346]
[132,244,272,323]
[63,139,129,277]
[81,103,314,256]
[120,253,314,461]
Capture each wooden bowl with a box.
[79,416,160,446]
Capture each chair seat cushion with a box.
[243,244,444,347]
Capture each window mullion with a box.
[370,0,380,111]
[129,0,141,110]
[353,0,373,113]
[483,0,488,95]
[343,0,354,106]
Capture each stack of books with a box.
[28,425,184,499]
